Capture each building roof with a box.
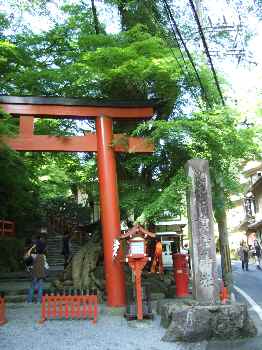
[248,219,262,231]
[119,225,155,240]
[242,161,262,176]
[249,175,262,194]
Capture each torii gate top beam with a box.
[0,96,156,119]
[0,96,156,153]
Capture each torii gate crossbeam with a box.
[0,96,155,308]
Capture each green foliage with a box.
[0,237,25,272]
[0,147,40,234]
[0,108,18,137]
[40,196,93,227]
[0,40,22,88]
[105,0,163,32]
[79,25,182,105]
[130,107,260,222]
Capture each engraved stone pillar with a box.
[186,159,219,303]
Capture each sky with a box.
[203,0,262,126]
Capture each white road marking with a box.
[234,285,262,321]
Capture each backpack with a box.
[24,255,33,267]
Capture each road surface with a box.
[232,258,262,333]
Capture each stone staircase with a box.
[46,232,84,270]
[0,232,86,303]
[0,272,54,303]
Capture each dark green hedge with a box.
[0,237,25,272]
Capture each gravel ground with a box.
[0,303,206,350]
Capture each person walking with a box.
[61,231,71,269]
[26,245,46,303]
[181,243,191,270]
[238,241,249,271]
[253,239,262,270]
[150,239,164,274]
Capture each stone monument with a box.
[157,159,257,343]
[186,159,219,303]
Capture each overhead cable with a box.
[162,0,212,108]
[146,0,203,110]
[188,0,225,106]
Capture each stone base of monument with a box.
[158,300,257,343]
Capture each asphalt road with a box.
[232,259,262,304]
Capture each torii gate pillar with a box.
[96,116,126,306]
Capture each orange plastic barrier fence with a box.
[39,290,98,324]
[0,294,7,326]
[0,220,15,237]
[220,280,229,304]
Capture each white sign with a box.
[130,241,144,255]
[113,239,120,258]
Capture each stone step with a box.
[3,288,28,296]
[44,232,85,269]
[5,294,28,303]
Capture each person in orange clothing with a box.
[150,238,164,274]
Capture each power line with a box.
[188,0,225,106]
[146,0,203,111]
[146,0,189,75]
[162,0,212,108]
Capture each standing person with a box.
[238,241,249,271]
[253,239,262,270]
[61,231,71,269]
[35,235,47,256]
[181,243,191,270]
[26,245,46,303]
[150,238,164,274]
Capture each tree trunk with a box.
[117,0,129,31]
[215,189,233,292]
[91,0,100,34]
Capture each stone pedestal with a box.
[186,159,218,303]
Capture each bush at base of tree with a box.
[0,237,25,272]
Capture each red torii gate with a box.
[0,96,155,308]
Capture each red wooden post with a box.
[96,116,126,307]
[92,296,98,324]
[0,296,7,325]
[82,297,87,318]
[42,295,46,322]
[59,296,63,319]
[135,268,143,321]
[19,116,34,136]
[65,297,69,319]
[128,258,148,320]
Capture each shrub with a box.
[0,237,24,272]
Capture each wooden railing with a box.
[0,293,7,325]
[0,221,15,237]
[39,290,98,324]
